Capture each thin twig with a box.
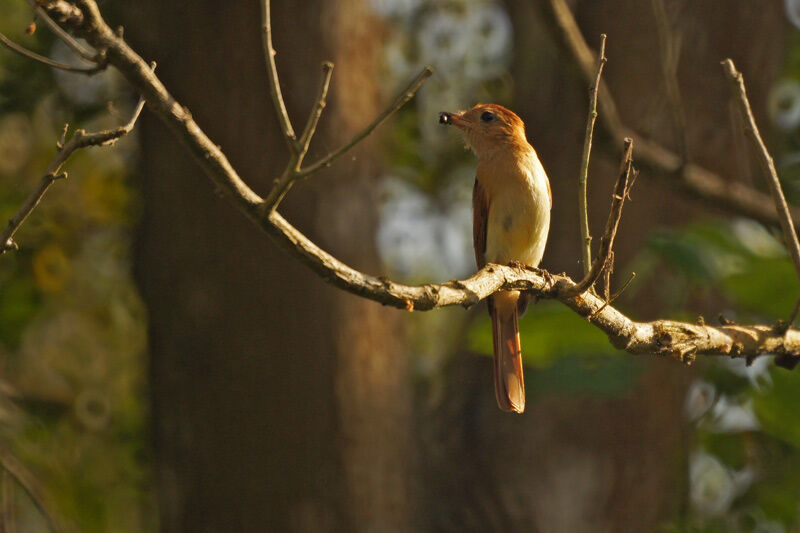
[298,66,434,178]
[565,138,635,297]
[261,0,298,152]
[0,31,104,74]
[722,60,800,292]
[26,0,96,61]
[298,62,334,155]
[578,33,607,277]
[0,450,62,533]
[0,97,145,254]
[651,0,688,163]
[590,271,636,319]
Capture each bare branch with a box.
[265,208,800,365]
[578,33,607,277]
[27,0,95,61]
[298,66,434,178]
[650,0,688,163]
[538,0,800,230]
[262,61,334,213]
[0,97,145,254]
[566,138,635,297]
[261,0,298,151]
[298,61,334,156]
[32,0,800,368]
[722,59,800,287]
[0,31,104,74]
[262,65,432,214]
[0,449,62,533]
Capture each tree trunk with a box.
[123,1,412,530]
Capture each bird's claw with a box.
[538,268,556,292]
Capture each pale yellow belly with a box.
[485,182,550,267]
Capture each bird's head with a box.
[439,103,527,158]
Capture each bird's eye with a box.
[480,111,495,123]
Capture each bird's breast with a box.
[482,151,551,267]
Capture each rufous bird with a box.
[440,104,551,413]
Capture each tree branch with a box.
[578,33,607,277]
[261,62,433,214]
[0,30,104,74]
[297,61,334,156]
[261,0,298,152]
[261,61,333,213]
[566,138,635,297]
[0,97,145,253]
[722,59,800,284]
[297,65,433,178]
[27,0,95,61]
[27,0,800,369]
[537,0,800,230]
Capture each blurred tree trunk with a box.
[420,1,785,531]
[122,1,412,531]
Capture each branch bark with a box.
[26,0,800,369]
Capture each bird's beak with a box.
[439,111,466,127]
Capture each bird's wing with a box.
[473,177,489,268]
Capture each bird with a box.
[440,104,551,413]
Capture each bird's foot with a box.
[536,268,556,293]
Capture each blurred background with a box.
[1,0,800,531]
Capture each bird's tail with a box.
[490,291,525,413]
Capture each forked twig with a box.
[262,61,333,212]
[297,66,433,178]
[565,138,636,297]
[26,0,96,61]
[262,64,433,213]
[0,98,145,253]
